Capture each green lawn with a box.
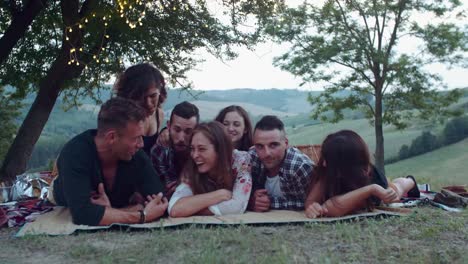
[386,138,468,190]
[1,208,466,263]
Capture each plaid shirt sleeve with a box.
[248,149,265,191]
[271,149,314,210]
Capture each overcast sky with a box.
[185,0,468,91]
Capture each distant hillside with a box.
[189,100,292,121]
[386,138,468,190]
[13,86,467,170]
[287,117,439,160]
[164,88,318,115]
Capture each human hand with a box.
[372,184,399,203]
[156,128,170,147]
[144,193,168,222]
[305,202,328,218]
[249,189,270,212]
[90,183,111,207]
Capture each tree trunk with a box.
[0,0,47,65]
[0,50,82,183]
[374,86,385,175]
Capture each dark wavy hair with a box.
[311,130,373,208]
[215,105,253,151]
[114,62,167,109]
[184,121,234,195]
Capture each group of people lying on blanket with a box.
[49,63,420,226]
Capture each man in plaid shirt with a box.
[151,101,199,197]
[249,115,314,211]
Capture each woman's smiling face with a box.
[190,131,217,174]
[222,111,246,146]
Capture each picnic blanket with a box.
[16,206,410,237]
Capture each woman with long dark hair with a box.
[305,130,419,218]
[215,105,253,151]
[114,63,167,155]
[168,121,252,217]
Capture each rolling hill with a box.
[386,138,468,190]
[286,117,442,160]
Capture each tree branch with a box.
[336,0,374,72]
[382,0,406,78]
[0,0,48,65]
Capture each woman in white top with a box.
[168,121,252,217]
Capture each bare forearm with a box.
[98,207,142,226]
[170,192,223,217]
[322,185,375,217]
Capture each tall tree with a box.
[266,0,467,173]
[0,0,282,182]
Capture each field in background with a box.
[386,138,468,190]
[286,117,442,161]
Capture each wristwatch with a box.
[138,209,146,224]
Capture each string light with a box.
[64,0,150,68]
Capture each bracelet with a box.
[138,209,146,224]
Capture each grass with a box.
[386,138,468,190]
[1,208,466,263]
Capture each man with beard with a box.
[52,98,167,226]
[248,115,314,212]
[151,101,199,197]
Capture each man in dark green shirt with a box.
[53,97,167,226]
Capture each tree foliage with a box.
[0,88,20,163]
[1,0,281,103]
[442,115,468,144]
[265,0,467,172]
[0,0,284,182]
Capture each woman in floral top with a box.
[168,121,252,217]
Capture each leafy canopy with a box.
[265,0,467,128]
[0,0,283,105]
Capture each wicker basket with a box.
[294,144,321,164]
